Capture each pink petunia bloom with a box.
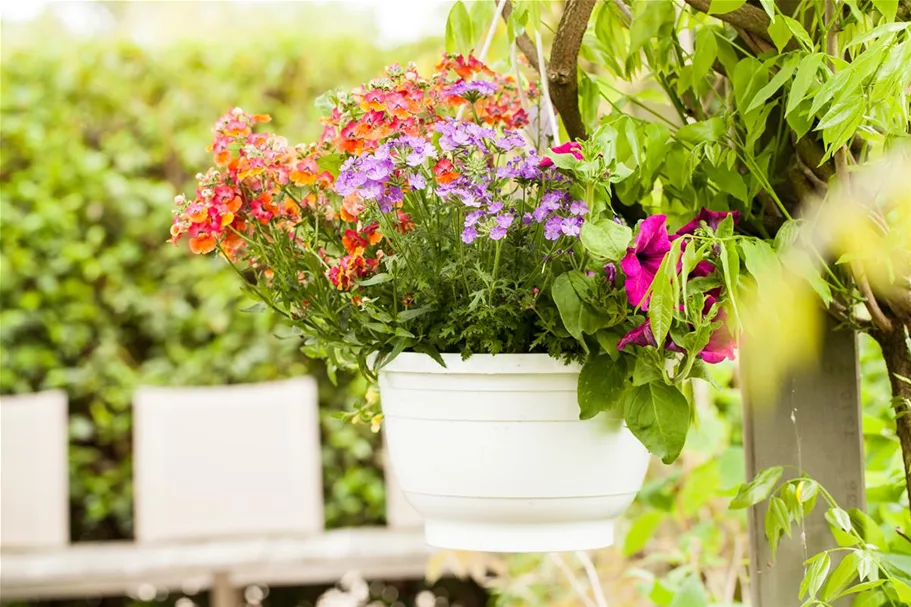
[700,316,736,363]
[539,141,584,168]
[674,209,741,238]
[617,320,657,350]
[620,215,671,310]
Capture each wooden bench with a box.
[0,381,427,605]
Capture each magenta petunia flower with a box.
[539,141,584,168]
[674,209,741,238]
[617,320,657,350]
[620,215,671,310]
[700,317,736,363]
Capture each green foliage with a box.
[0,24,431,539]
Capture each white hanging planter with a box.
[378,352,651,553]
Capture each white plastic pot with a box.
[378,353,650,553]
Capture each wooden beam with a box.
[742,318,865,606]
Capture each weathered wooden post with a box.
[742,318,865,606]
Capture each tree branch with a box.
[683,0,772,41]
[500,0,544,73]
[548,0,597,142]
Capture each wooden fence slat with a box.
[743,319,865,607]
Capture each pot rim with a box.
[378,352,583,375]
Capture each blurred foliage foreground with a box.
[0,18,440,540]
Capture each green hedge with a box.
[0,25,430,539]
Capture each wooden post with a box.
[742,318,865,606]
[210,572,239,607]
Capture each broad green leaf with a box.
[847,508,886,548]
[775,219,802,253]
[676,117,727,144]
[693,27,718,83]
[629,0,674,56]
[730,465,783,509]
[787,54,824,116]
[787,103,815,141]
[624,381,690,464]
[759,0,776,21]
[746,56,797,113]
[872,0,899,21]
[633,356,663,386]
[553,273,584,341]
[577,354,628,420]
[316,153,345,177]
[827,506,853,532]
[768,17,792,52]
[580,219,633,261]
[822,551,859,601]
[622,510,666,556]
[709,0,747,14]
[445,1,474,54]
[801,552,831,599]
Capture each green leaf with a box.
[624,381,689,464]
[784,15,814,50]
[787,54,824,117]
[648,244,678,348]
[396,306,433,322]
[746,56,797,113]
[693,28,719,83]
[578,354,628,420]
[316,153,345,178]
[445,1,474,54]
[768,17,792,52]
[622,510,666,556]
[827,507,853,533]
[765,495,791,560]
[357,272,393,287]
[759,0,776,21]
[668,576,709,607]
[802,552,831,599]
[709,0,747,14]
[676,117,726,144]
[847,22,909,48]
[848,508,886,548]
[822,551,859,601]
[580,219,633,261]
[629,0,675,56]
[633,356,663,386]
[730,465,783,509]
[816,95,864,130]
[872,0,899,21]
[553,273,584,341]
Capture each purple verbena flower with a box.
[465,210,485,226]
[407,172,427,190]
[569,200,589,216]
[544,215,564,240]
[561,216,583,237]
[461,226,478,244]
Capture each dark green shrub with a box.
[0,23,431,539]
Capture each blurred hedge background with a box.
[0,2,441,543]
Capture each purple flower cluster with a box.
[435,119,529,154]
[335,137,437,211]
[446,79,498,98]
[524,190,588,241]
